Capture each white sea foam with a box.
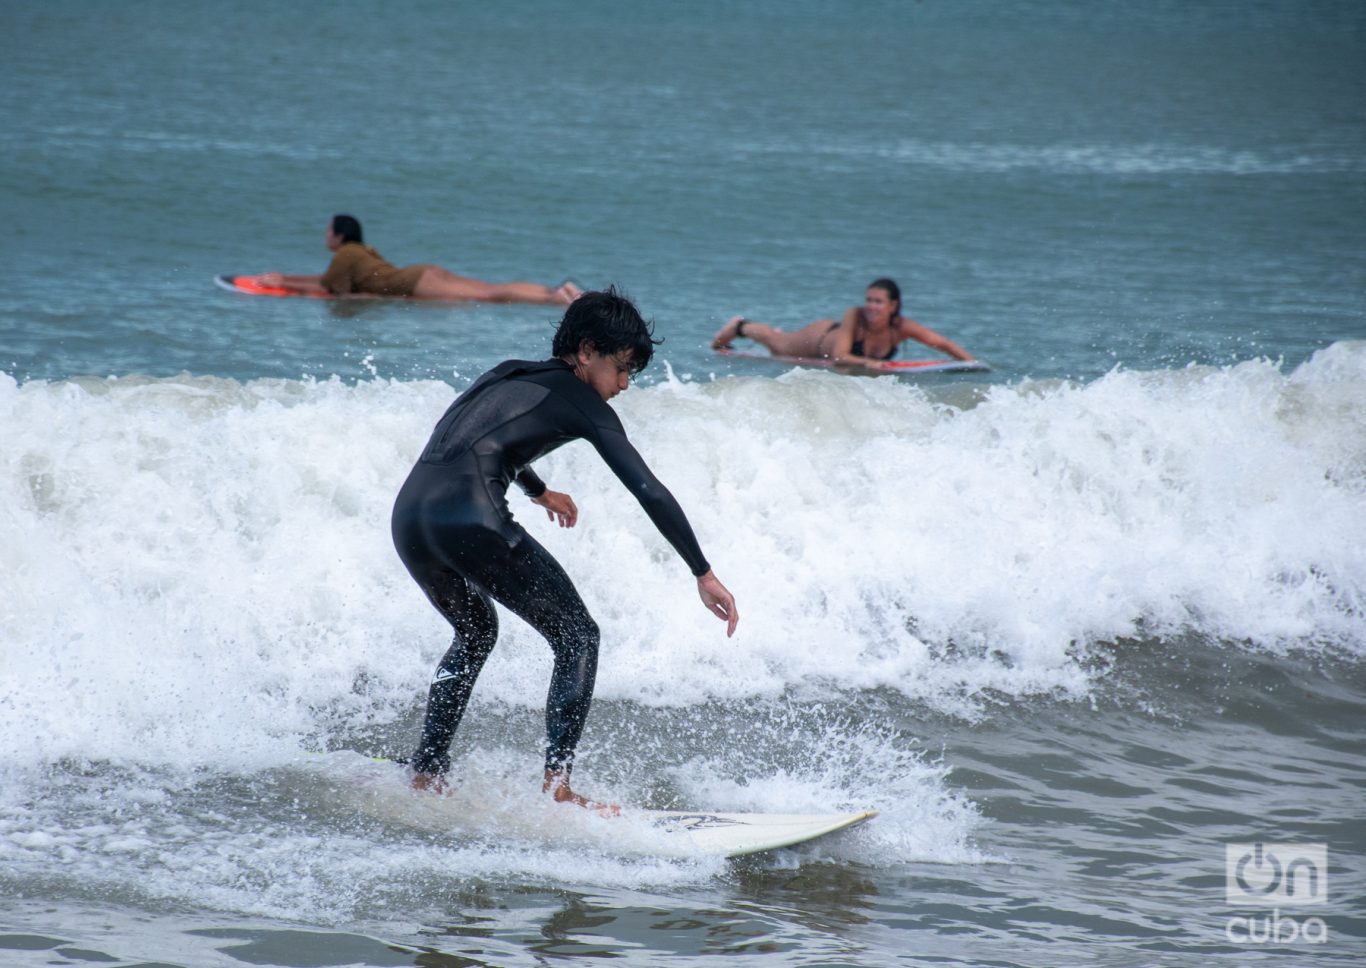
[738,135,1366,176]
[2,343,1363,771]
[875,139,1366,175]
[0,736,966,923]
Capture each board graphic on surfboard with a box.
[715,346,989,374]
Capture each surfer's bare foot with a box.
[711,315,747,350]
[543,770,620,817]
[410,771,449,794]
[552,281,583,304]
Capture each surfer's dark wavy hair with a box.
[551,286,662,374]
[868,277,902,316]
[330,214,364,244]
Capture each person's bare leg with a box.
[543,769,620,817]
[414,267,576,304]
[712,315,835,356]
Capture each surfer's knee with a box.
[572,612,600,645]
[545,617,599,708]
[552,612,599,664]
[453,616,498,657]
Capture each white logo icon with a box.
[1226,843,1327,906]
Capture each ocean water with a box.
[2,1,1365,965]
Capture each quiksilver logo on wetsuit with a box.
[432,669,457,684]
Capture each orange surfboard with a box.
[214,274,330,298]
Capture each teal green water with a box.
[2,2,1365,966]
[3,0,1361,384]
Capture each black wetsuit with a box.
[391,359,710,776]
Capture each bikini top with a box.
[851,315,899,360]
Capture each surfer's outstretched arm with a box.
[582,402,740,638]
[256,272,330,295]
[900,319,975,361]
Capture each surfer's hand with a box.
[697,571,738,637]
[532,489,578,528]
[258,272,284,287]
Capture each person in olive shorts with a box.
[390,288,738,811]
[258,214,581,304]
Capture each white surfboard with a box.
[639,809,878,858]
[299,753,877,858]
[715,346,989,375]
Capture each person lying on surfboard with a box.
[391,287,738,814]
[711,277,975,367]
[255,214,582,305]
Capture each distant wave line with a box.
[737,138,1364,176]
[37,125,346,163]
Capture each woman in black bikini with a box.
[711,278,975,366]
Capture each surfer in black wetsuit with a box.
[391,287,738,812]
